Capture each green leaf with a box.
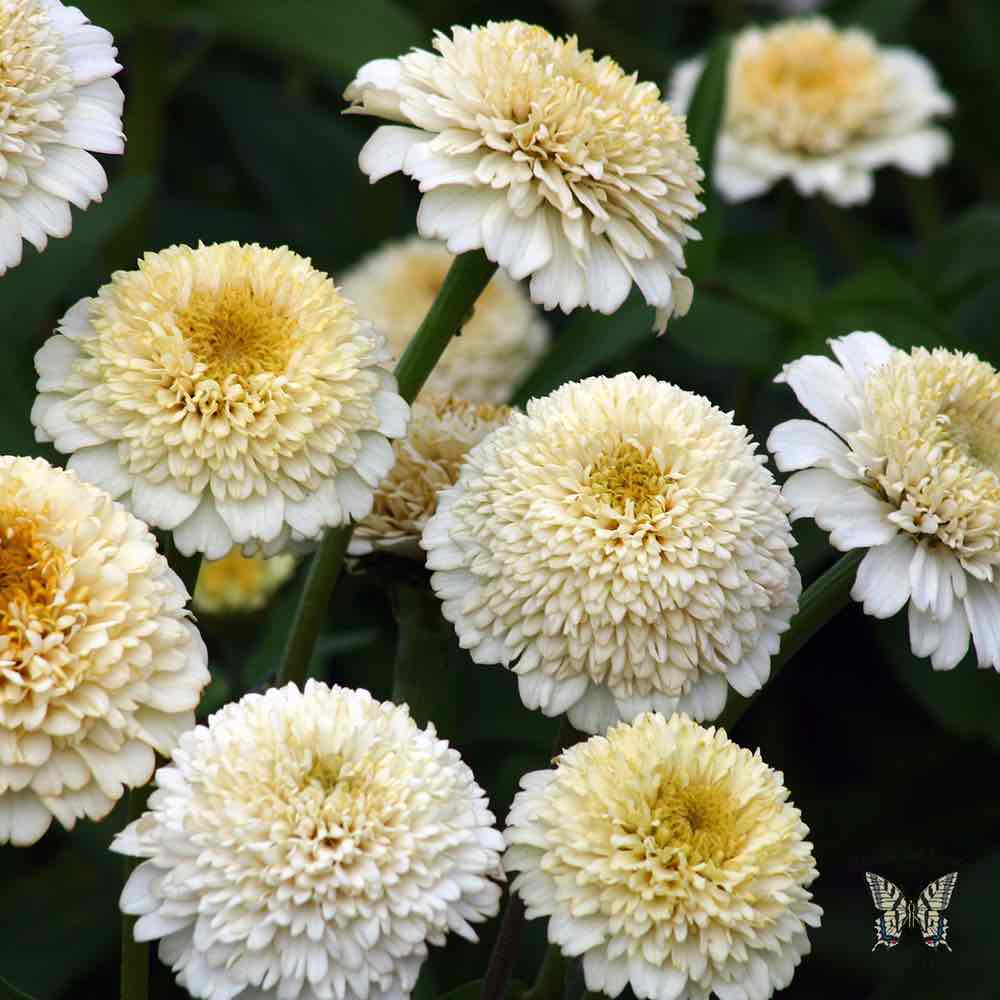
[912,204,1000,303]
[0,977,35,1000]
[186,0,425,75]
[831,0,924,39]
[435,980,485,1000]
[683,34,731,281]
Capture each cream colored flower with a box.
[193,549,295,615]
[113,681,505,1000]
[670,17,953,205]
[0,0,124,275]
[422,373,799,734]
[351,395,512,558]
[504,712,822,1000]
[769,331,1000,672]
[346,20,703,334]
[341,237,549,404]
[0,456,208,846]
[31,242,410,560]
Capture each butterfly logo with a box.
[864,872,958,952]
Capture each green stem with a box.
[389,577,458,736]
[120,785,154,1000]
[717,549,864,732]
[275,250,497,689]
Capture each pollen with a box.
[646,772,739,868]
[587,442,673,517]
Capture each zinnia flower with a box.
[504,712,822,1000]
[351,395,512,557]
[341,237,549,404]
[0,456,208,846]
[670,17,953,205]
[0,0,124,275]
[113,681,504,1000]
[193,549,295,616]
[31,242,410,559]
[345,20,704,334]
[769,331,1000,671]
[422,373,799,734]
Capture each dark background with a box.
[2,0,1000,997]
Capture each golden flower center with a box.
[177,283,297,383]
[0,507,62,655]
[732,22,889,154]
[940,405,1000,477]
[648,774,738,867]
[588,443,673,516]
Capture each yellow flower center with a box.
[731,20,889,154]
[588,442,673,517]
[177,282,297,383]
[648,772,738,867]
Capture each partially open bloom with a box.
[670,18,953,205]
[352,395,512,558]
[346,20,704,334]
[0,0,124,275]
[422,373,799,734]
[341,238,549,403]
[504,712,822,1000]
[769,331,1000,671]
[32,242,409,559]
[0,456,208,846]
[113,681,504,1000]
[193,549,295,616]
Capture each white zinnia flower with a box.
[193,549,295,616]
[345,20,704,334]
[341,237,549,404]
[670,17,953,206]
[351,395,513,558]
[0,456,208,846]
[113,681,505,1000]
[31,242,410,560]
[504,712,822,1000]
[0,0,124,275]
[769,331,1000,672]
[422,373,799,734]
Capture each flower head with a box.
[504,713,822,1000]
[341,237,549,403]
[670,17,953,205]
[422,373,799,734]
[0,0,124,275]
[113,681,504,1000]
[352,395,512,557]
[0,456,208,846]
[193,549,295,615]
[32,242,410,559]
[346,21,703,334]
[769,331,1000,671]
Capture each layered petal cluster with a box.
[0,0,124,275]
[32,242,410,559]
[422,373,799,734]
[341,238,549,403]
[0,456,208,846]
[670,17,953,205]
[193,549,296,616]
[351,395,512,558]
[504,713,822,1000]
[113,681,505,1000]
[769,331,1000,671]
[346,20,704,334]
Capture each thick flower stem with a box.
[718,549,864,731]
[276,250,498,689]
[120,784,153,1000]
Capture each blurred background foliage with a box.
[2,0,1000,998]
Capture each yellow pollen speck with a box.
[177,283,297,383]
[645,772,738,867]
[588,442,673,516]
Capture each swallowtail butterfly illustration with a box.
[864,871,958,951]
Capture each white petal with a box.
[130,478,202,532]
[336,469,374,521]
[827,332,895,391]
[215,492,284,546]
[34,334,82,390]
[851,536,914,619]
[931,607,971,671]
[416,185,501,254]
[775,355,860,436]
[481,202,553,281]
[567,684,620,735]
[964,580,1000,670]
[583,238,632,314]
[32,146,108,209]
[908,602,940,659]
[66,443,131,498]
[358,126,432,184]
[815,486,898,550]
[0,791,52,846]
[781,468,853,521]
[172,495,233,559]
[767,419,854,475]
